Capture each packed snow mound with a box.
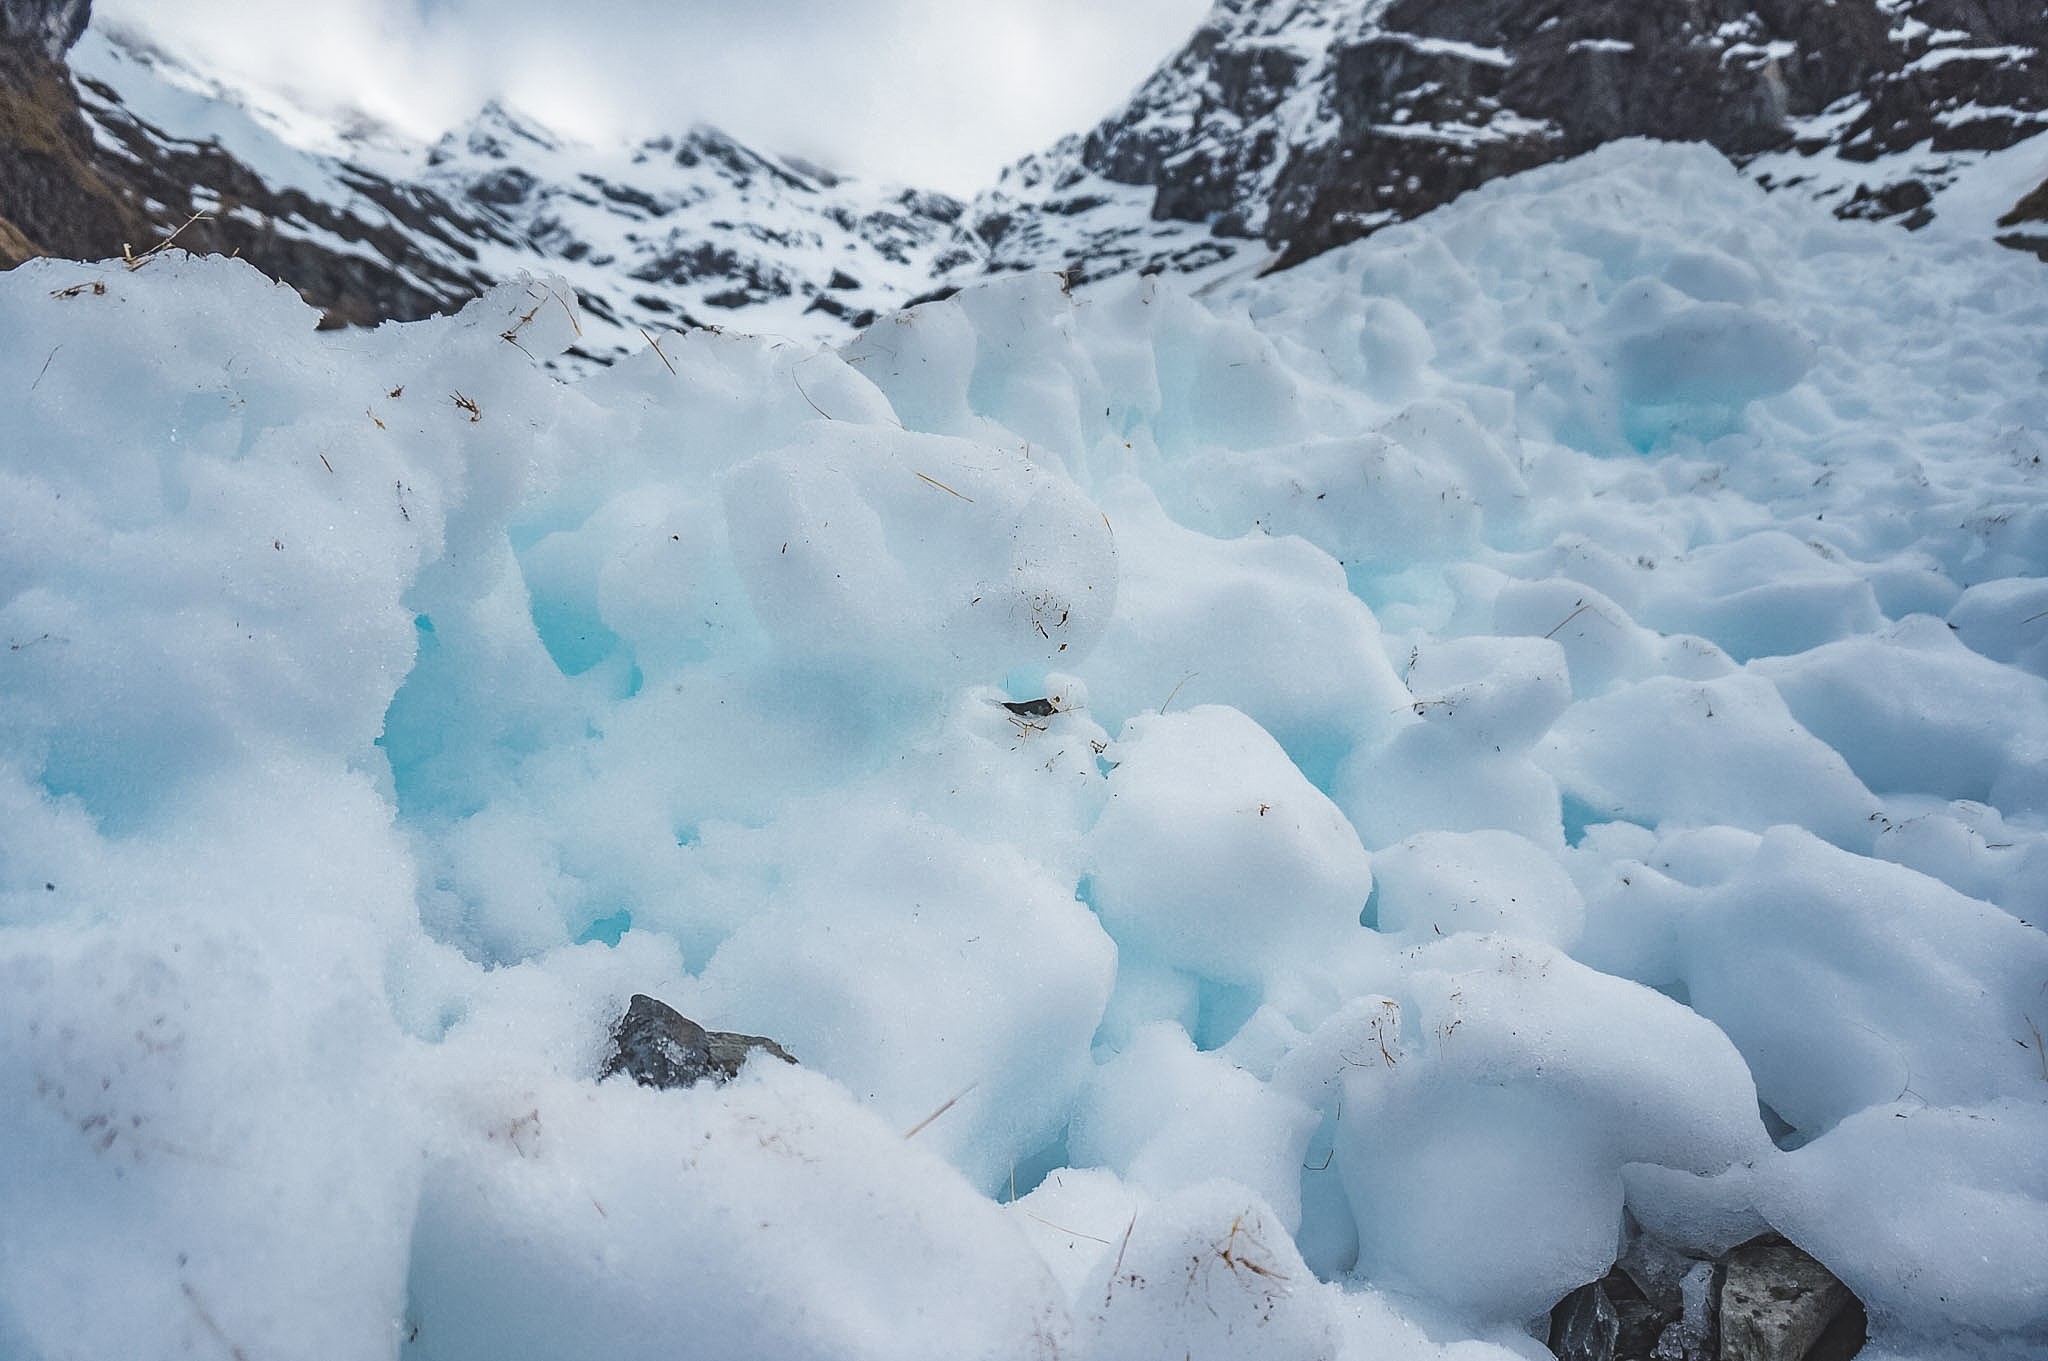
[4,138,2048,1359]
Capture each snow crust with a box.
[4,138,2048,1358]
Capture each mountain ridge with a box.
[4,0,2045,357]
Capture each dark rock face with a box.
[0,15,493,319]
[0,0,88,61]
[1549,1278,1621,1361]
[972,0,2048,280]
[599,993,796,1090]
[1998,177,2048,260]
[1,27,977,350]
[1547,1230,1866,1361]
[71,72,498,324]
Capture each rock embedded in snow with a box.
[1717,1238,1857,1361]
[1547,1280,1621,1361]
[1545,1232,1868,1361]
[599,993,795,1089]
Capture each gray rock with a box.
[600,993,796,1090]
[0,0,88,61]
[1550,1280,1622,1361]
[1620,1231,1698,1317]
[1547,1229,1867,1361]
[971,0,2048,283]
[1718,1239,1854,1361]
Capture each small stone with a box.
[600,993,796,1090]
[1717,1238,1854,1361]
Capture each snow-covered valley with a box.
[4,131,2047,1358]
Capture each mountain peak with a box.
[969,0,2048,280]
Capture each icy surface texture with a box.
[3,140,2048,1358]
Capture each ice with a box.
[1538,673,1882,849]
[1754,612,2048,809]
[6,137,2048,1358]
[1760,1098,2048,1337]
[1369,829,1585,945]
[1088,704,1375,989]
[1677,828,2048,1138]
[401,1060,1072,1361]
[721,422,1117,690]
[1069,1021,1319,1229]
[1949,576,2048,678]
[1307,938,1769,1323]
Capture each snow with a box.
[3,137,2048,1359]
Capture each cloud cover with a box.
[91,0,1213,192]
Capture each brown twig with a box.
[903,1082,977,1139]
[914,470,973,502]
[124,212,211,271]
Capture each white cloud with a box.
[89,0,1214,192]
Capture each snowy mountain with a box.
[28,26,986,356]
[974,0,2048,281]
[4,0,2047,347]
[408,99,982,342]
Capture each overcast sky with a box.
[92,0,1214,193]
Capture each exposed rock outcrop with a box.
[1547,1229,1867,1361]
[0,0,87,62]
[971,0,2048,280]
[600,994,796,1090]
[0,3,489,318]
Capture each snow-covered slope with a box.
[411,100,982,342]
[61,28,985,356]
[971,0,2048,280]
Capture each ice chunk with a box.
[1074,1180,1338,1361]
[1948,576,2048,679]
[722,423,1116,690]
[1538,673,1881,849]
[692,804,1115,1194]
[1070,1022,1319,1231]
[1637,530,1882,662]
[1078,485,1413,763]
[1753,613,2048,811]
[1088,706,1374,990]
[1341,725,1565,851]
[1761,1099,2048,1337]
[403,1061,1071,1361]
[1370,828,1585,946]
[1400,634,1574,749]
[1602,276,1815,410]
[1682,828,2048,1137]
[1306,938,1767,1323]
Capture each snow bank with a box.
[5,138,2048,1358]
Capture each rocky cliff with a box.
[3,12,983,353]
[0,8,489,321]
[0,0,85,61]
[974,0,2048,279]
